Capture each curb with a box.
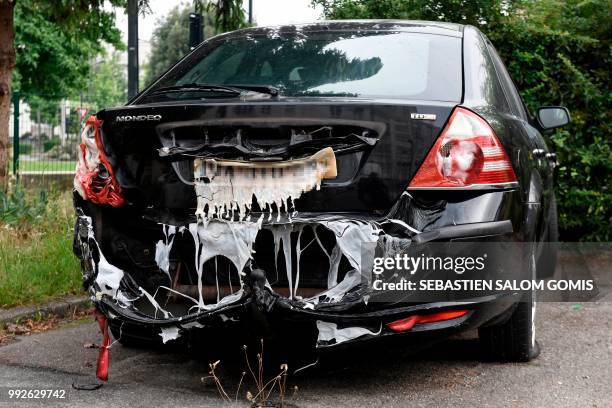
[0,296,92,327]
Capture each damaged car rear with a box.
[73,21,567,365]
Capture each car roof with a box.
[222,20,464,39]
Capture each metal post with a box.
[189,13,203,50]
[60,99,66,140]
[249,0,253,24]
[12,91,19,176]
[127,0,139,99]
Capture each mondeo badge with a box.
[116,114,162,122]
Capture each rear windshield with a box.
[144,31,462,102]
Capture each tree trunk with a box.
[0,0,16,191]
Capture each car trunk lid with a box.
[98,100,455,216]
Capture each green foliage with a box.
[488,1,611,241]
[43,138,61,152]
[26,96,60,126]
[0,186,48,226]
[204,0,249,32]
[313,0,611,241]
[0,191,80,307]
[18,144,32,155]
[314,0,511,24]
[86,50,128,111]
[13,0,124,104]
[143,5,233,87]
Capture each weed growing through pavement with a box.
[202,339,297,407]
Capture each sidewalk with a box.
[0,295,90,327]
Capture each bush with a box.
[0,186,48,226]
[43,138,61,152]
[18,143,33,155]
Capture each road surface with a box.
[0,302,610,407]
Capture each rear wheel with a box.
[478,251,540,362]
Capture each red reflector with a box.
[409,107,517,189]
[386,315,418,332]
[415,310,469,324]
[386,310,469,333]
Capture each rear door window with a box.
[487,43,528,119]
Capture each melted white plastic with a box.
[193,148,336,219]
[155,225,176,281]
[95,248,124,299]
[316,320,382,345]
[159,326,181,343]
[187,218,261,310]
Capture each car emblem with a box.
[411,113,437,120]
[115,114,162,122]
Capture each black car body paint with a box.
[73,21,558,356]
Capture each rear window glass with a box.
[145,31,462,102]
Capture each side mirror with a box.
[537,106,571,130]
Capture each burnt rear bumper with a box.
[74,185,525,348]
[97,290,519,350]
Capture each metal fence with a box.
[8,92,93,188]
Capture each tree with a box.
[312,0,611,241]
[313,0,511,25]
[0,0,17,189]
[144,1,248,87]
[27,96,60,127]
[87,50,128,113]
[197,0,249,32]
[143,6,217,87]
[0,0,126,188]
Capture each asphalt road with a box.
[0,301,610,407]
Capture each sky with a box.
[113,0,324,62]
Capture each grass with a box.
[18,161,76,173]
[0,190,81,308]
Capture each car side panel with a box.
[463,26,551,243]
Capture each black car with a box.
[73,20,569,366]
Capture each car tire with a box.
[478,251,540,362]
[537,194,558,278]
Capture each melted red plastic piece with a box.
[386,310,469,333]
[94,311,111,381]
[386,315,418,332]
[75,116,125,207]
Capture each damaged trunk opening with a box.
[77,214,388,317]
[74,151,411,321]
[73,114,427,348]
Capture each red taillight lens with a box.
[386,310,469,333]
[74,116,125,207]
[409,107,517,189]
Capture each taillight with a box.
[408,107,517,189]
[74,116,125,207]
